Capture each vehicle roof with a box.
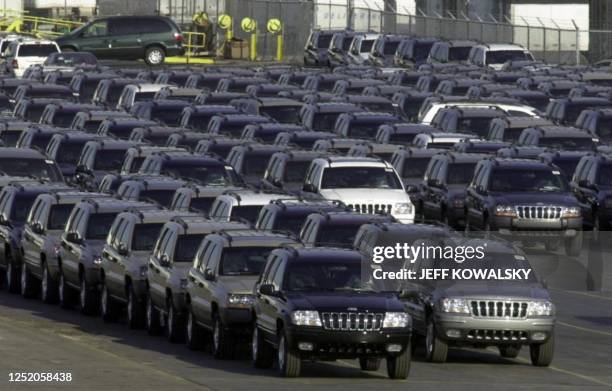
[0,147,45,158]
[213,229,301,247]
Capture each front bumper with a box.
[286,327,411,358]
[221,307,253,334]
[492,216,582,237]
[435,313,555,345]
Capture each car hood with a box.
[490,192,578,206]
[320,188,409,204]
[84,240,105,256]
[285,291,404,312]
[437,280,550,301]
[218,275,259,294]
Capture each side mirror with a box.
[160,254,171,267]
[476,185,488,195]
[259,283,276,296]
[204,268,215,281]
[0,215,10,226]
[398,289,415,299]
[405,184,418,193]
[427,178,441,188]
[65,232,82,244]
[117,243,129,256]
[272,178,283,188]
[302,183,316,193]
[31,222,44,234]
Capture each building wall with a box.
[97,0,158,16]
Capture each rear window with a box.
[18,44,58,57]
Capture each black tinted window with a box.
[48,204,74,230]
[0,158,62,182]
[131,223,164,251]
[10,195,37,223]
[18,44,57,57]
[401,158,430,178]
[220,247,272,275]
[446,163,476,185]
[321,167,402,189]
[94,149,127,171]
[86,213,117,240]
[174,234,205,262]
[489,168,569,192]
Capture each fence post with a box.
[537,18,546,63]
[572,19,580,65]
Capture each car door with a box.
[200,242,222,327]
[108,217,131,296]
[148,228,172,309]
[188,240,212,322]
[422,160,442,219]
[75,19,112,58]
[22,198,45,274]
[466,164,487,227]
[256,256,280,337]
[106,18,143,59]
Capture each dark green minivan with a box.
[55,16,185,65]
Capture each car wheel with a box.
[359,357,381,371]
[6,260,20,294]
[144,46,165,66]
[499,345,521,358]
[100,283,118,322]
[530,335,554,367]
[425,318,448,363]
[212,312,233,359]
[277,331,301,377]
[386,344,411,379]
[252,324,274,368]
[41,263,58,304]
[166,298,184,343]
[58,271,74,309]
[20,263,37,298]
[564,231,583,257]
[126,285,144,329]
[186,307,206,350]
[78,274,97,316]
[146,294,162,335]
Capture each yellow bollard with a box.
[267,18,283,62]
[250,32,257,61]
[241,17,257,61]
[276,34,283,62]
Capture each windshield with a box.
[489,168,569,192]
[596,118,612,139]
[51,112,78,127]
[140,190,175,207]
[284,161,310,184]
[448,46,471,61]
[551,158,580,179]
[447,163,476,185]
[10,195,37,223]
[174,234,206,262]
[273,215,307,234]
[316,225,360,246]
[360,39,374,53]
[384,41,400,55]
[131,223,164,251]
[243,154,271,176]
[317,34,333,49]
[18,44,57,57]
[134,92,156,103]
[232,205,262,223]
[284,258,371,292]
[0,158,62,182]
[413,43,434,61]
[321,167,402,189]
[220,247,273,276]
[1,130,21,147]
[312,113,340,131]
[189,197,215,214]
[47,204,74,230]
[152,109,182,126]
[402,158,430,179]
[260,106,300,124]
[93,149,126,171]
[457,117,496,138]
[86,213,117,240]
[538,137,595,151]
[501,128,524,142]
[486,50,530,65]
[162,163,239,186]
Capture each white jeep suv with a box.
[467,43,535,70]
[4,39,60,78]
[302,156,414,223]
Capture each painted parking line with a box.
[552,289,612,302]
[557,321,612,337]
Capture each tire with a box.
[6,260,20,294]
[144,46,165,66]
[20,263,37,299]
[277,331,301,377]
[185,307,206,350]
[387,345,411,379]
[146,294,162,335]
[166,298,184,343]
[78,274,97,316]
[359,357,381,371]
[499,345,521,358]
[126,285,144,329]
[41,263,58,304]
[425,318,448,363]
[252,324,274,368]
[212,312,233,359]
[100,283,119,323]
[58,271,74,309]
[564,232,583,257]
[530,335,554,367]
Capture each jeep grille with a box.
[321,312,384,331]
[347,204,392,214]
[515,205,562,219]
[470,300,528,318]
[467,329,529,341]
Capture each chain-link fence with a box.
[102,0,612,64]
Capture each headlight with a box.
[291,310,322,327]
[383,312,410,328]
[227,294,255,307]
[495,205,517,217]
[562,207,581,218]
[179,278,188,290]
[393,202,412,214]
[139,265,148,278]
[527,301,554,317]
[93,255,102,266]
[440,298,471,314]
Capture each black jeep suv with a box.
[252,247,412,378]
[465,158,583,255]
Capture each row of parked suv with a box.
[2,34,609,376]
